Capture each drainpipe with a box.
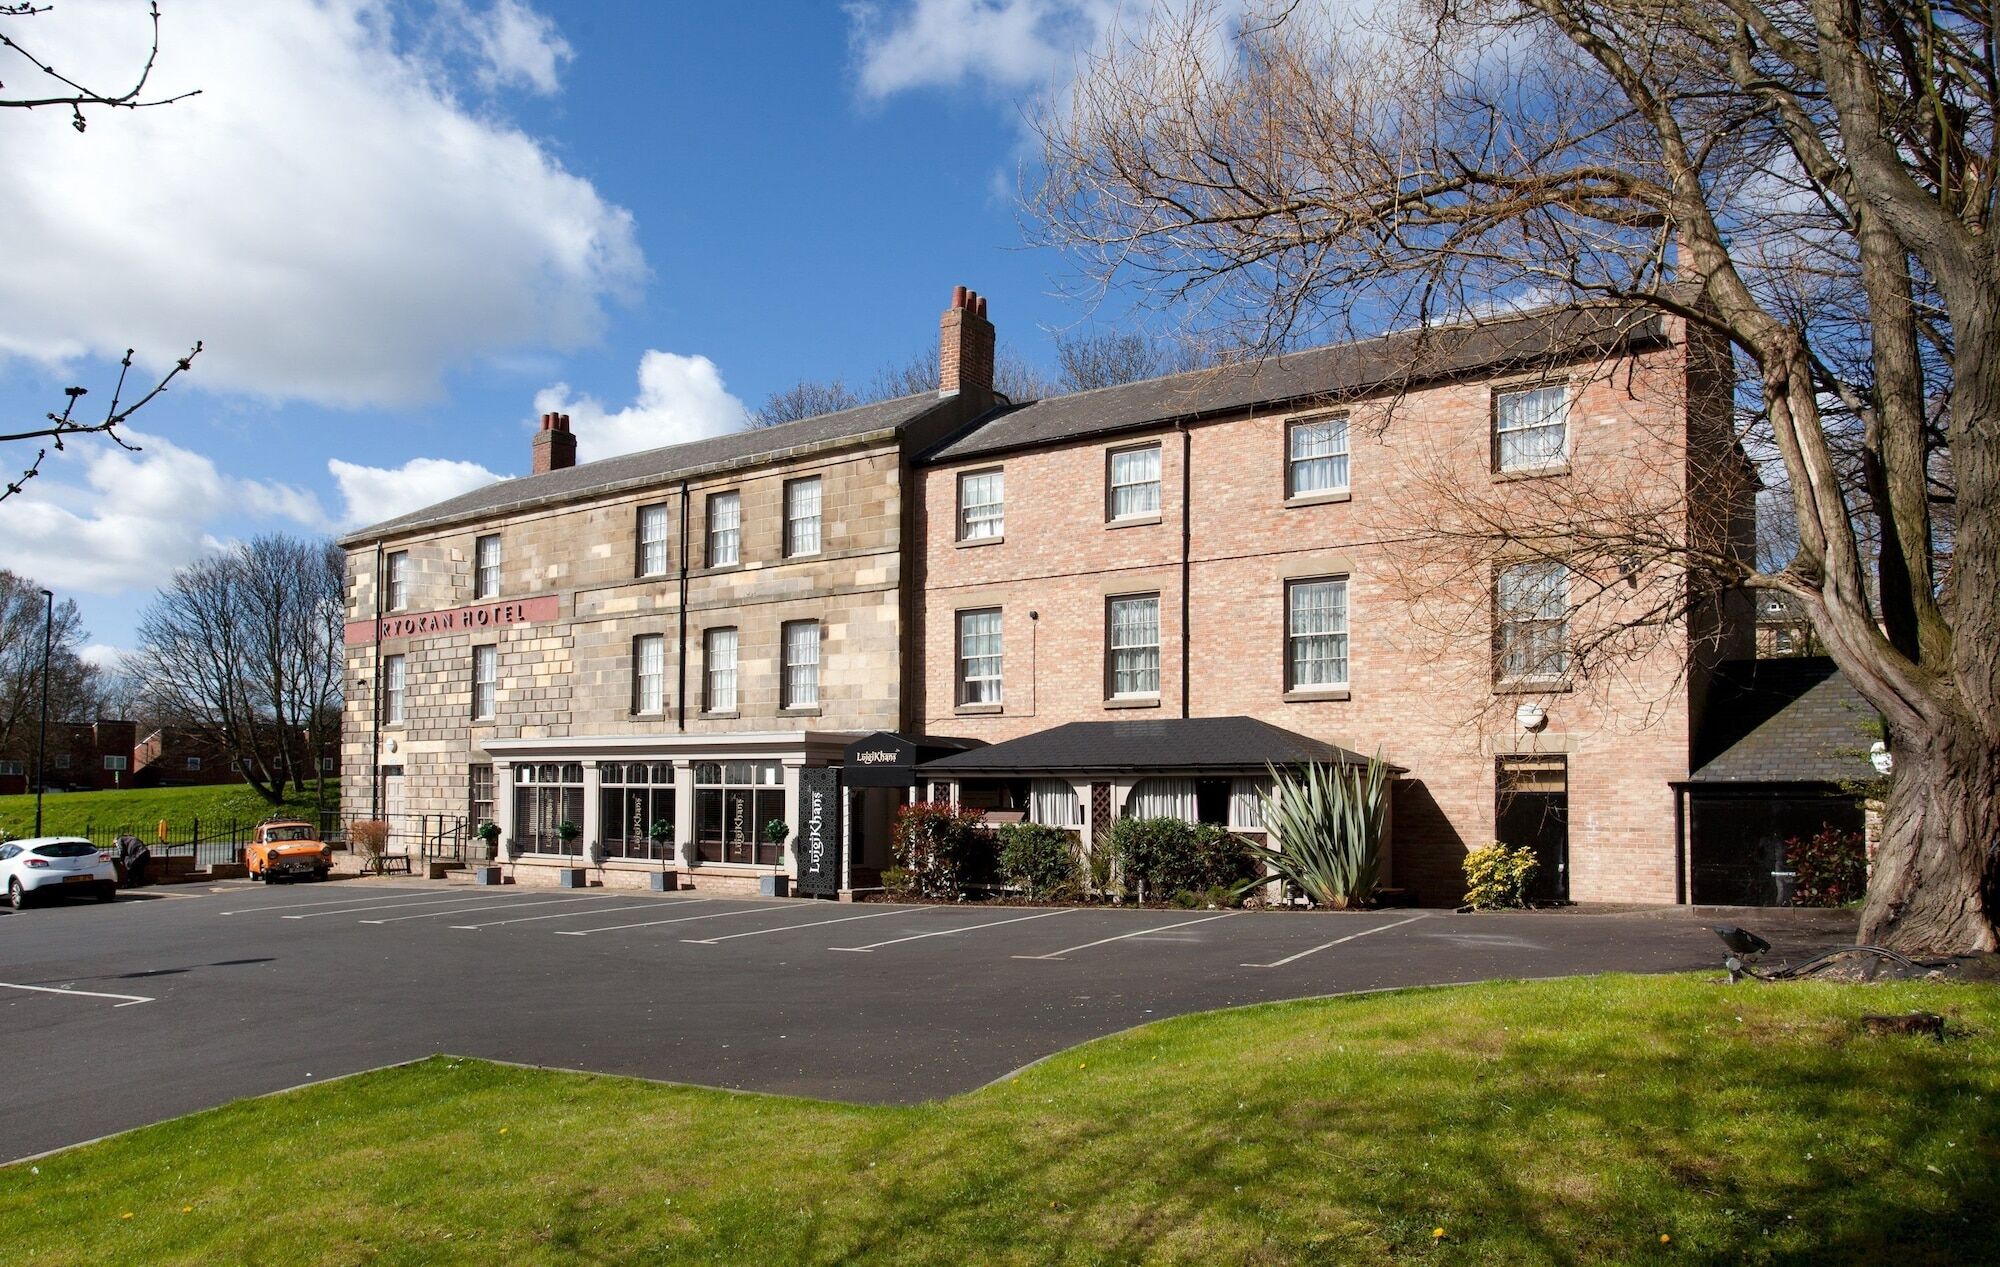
[369,542,384,819]
[676,478,690,731]
[1177,421,1192,719]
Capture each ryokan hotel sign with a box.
[345,595,560,646]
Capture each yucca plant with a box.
[1243,754,1392,908]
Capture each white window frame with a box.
[957,468,1004,541]
[707,491,741,568]
[1286,577,1350,690]
[1495,560,1570,684]
[633,633,666,715]
[385,551,409,611]
[1494,383,1570,474]
[384,654,407,725]
[784,476,822,558]
[472,644,498,720]
[1106,445,1162,521]
[957,608,1003,706]
[1106,594,1161,699]
[703,626,738,713]
[104,755,129,772]
[474,534,501,599]
[185,756,202,772]
[637,503,671,577]
[782,620,821,709]
[1286,414,1350,498]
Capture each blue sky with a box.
[0,0,1143,661]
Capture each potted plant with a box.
[472,820,504,885]
[760,818,792,897]
[647,818,678,891]
[556,820,588,888]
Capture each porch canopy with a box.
[917,716,1395,780]
[840,731,985,788]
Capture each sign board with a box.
[841,731,918,787]
[795,767,842,898]
[344,593,560,646]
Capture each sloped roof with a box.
[917,716,1393,777]
[340,391,949,546]
[1688,657,1880,785]
[926,303,1672,463]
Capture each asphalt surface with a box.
[0,879,1855,1163]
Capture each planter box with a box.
[759,874,790,898]
[648,870,680,892]
[557,867,589,889]
[471,865,504,886]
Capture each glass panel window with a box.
[104,755,129,772]
[1029,779,1081,828]
[782,620,820,709]
[785,476,822,557]
[185,756,202,771]
[1495,384,1569,472]
[599,762,676,861]
[1287,416,1350,497]
[704,627,738,713]
[474,534,501,599]
[384,654,406,724]
[1496,561,1570,682]
[468,764,495,831]
[637,503,670,577]
[512,763,585,855]
[1286,578,1350,689]
[1107,595,1161,697]
[385,550,409,610]
[472,644,497,719]
[958,468,1004,540]
[957,608,1003,705]
[695,760,785,865]
[707,491,741,567]
[1107,445,1161,520]
[633,633,665,714]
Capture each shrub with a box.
[1786,827,1868,906]
[1463,842,1539,909]
[881,866,914,900]
[891,801,992,900]
[998,823,1083,900]
[1246,756,1392,909]
[1108,818,1255,903]
[349,819,389,857]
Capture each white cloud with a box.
[0,0,641,407]
[0,432,327,595]
[536,351,750,464]
[848,0,1121,98]
[327,456,503,529]
[79,643,130,673]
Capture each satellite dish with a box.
[1515,703,1548,732]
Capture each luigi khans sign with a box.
[344,594,561,646]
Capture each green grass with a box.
[0,783,335,839]
[2,974,1995,1265]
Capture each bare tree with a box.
[0,569,98,768]
[1036,0,1999,952]
[751,378,864,427]
[135,536,344,805]
[1,3,201,504]
[1052,328,1217,391]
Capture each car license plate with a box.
[63,874,93,883]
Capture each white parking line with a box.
[282,893,517,920]
[219,889,436,915]
[828,906,1076,952]
[553,902,793,936]
[452,898,712,930]
[0,981,154,1008]
[1241,913,1429,968]
[1013,912,1235,961]
[682,906,929,945]
[357,894,619,925]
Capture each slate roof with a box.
[917,716,1394,777]
[1687,658,1880,785]
[926,302,1671,463]
[339,392,948,546]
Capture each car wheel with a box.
[314,868,330,882]
[7,878,26,910]
[261,869,276,884]
[95,884,116,903]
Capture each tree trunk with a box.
[1859,714,2000,955]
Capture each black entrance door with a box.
[1497,756,1569,901]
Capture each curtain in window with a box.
[1124,777,1197,821]
[1108,447,1161,518]
[786,478,822,555]
[708,492,740,566]
[705,627,738,711]
[783,621,820,707]
[638,505,669,575]
[475,535,501,597]
[1109,596,1160,696]
[1497,561,1569,680]
[1229,778,1269,830]
[1029,779,1081,827]
[959,470,1004,539]
[958,609,1002,703]
[634,634,665,713]
[1287,417,1349,495]
[472,645,496,718]
[1288,579,1349,687]
[1495,385,1567,470]
[384,655,406,723]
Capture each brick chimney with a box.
[939,284,994,400]
[531,411,576,474]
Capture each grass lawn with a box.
[2,974,1995,1265]
[0,783,335,839]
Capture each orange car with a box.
[244,819,332,883]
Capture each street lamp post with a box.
[33,588,52,837]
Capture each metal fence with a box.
[335,813,485,862]
[61,809,345,872]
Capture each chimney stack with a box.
[532,411,576,474]
[939,284,995,400]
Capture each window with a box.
[513,762,585,855]
[695,760,785,865]
[385,550,409,610]
[707,491,740,567]
[0,760,22,776]
[104,755,129,772]
[958,468,1004,540]
[1496,561,1570,683]
[1107,594,1161,698]
[703,627,738,713]
[474,534,501,599]
[1286,578,1350,690]
[632,633,666,714]
[320,756,338,774]
[957,609,1003,705]
[468,763,495,831]
[53,753,70,770]
[782,620,820,709]
[384,654,406,724]
[1287,415,1350,497]
[637,503,670,577]
[784,476,822,556]
[1029,779,1082,828]
[472,644,497,720]
[1107,445,1161,520]
[185,756,202,772]
[1774,629,1796,653]
[1494,384,1569,473]
[600,762,676,861]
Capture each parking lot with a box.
[0,879,1853,1163]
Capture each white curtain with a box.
[1229,778,1270,830]
[1029,779,1081,828]
[1123,777,1197,821]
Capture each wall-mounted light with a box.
[1515,703,1549,733]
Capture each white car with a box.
[1,837,118,909]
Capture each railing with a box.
[335,812,483,862]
